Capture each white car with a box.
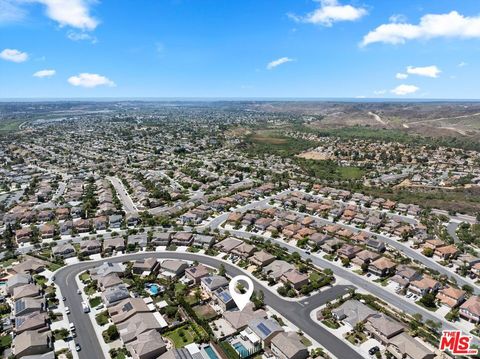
[65,307,70,314]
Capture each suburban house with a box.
[408,276,440,296]
[386,332,435,359]
[270,332,309,359]
[51,243,76,259]
[280,269,309,290]
[171,232,193,246]
[263,260,295,281]
[103,237,126,253]
[151,232,171,246]
[364,314,404,345]
[331,300,376,328]
[80,239,102,255]
[132,258,160,275]
[368,257,397,277]
[185,264,210,284]
[460,296,480,323]
[160,260,188,277]
[201,275,228,294]
[214,237,242,253]
[436,287,466,308]
[213,288,235,311]
[249,250,276,267]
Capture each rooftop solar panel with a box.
[257,322,272,336]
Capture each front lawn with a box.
[96,311,110,326]
[80,272,91,283]
[89,297,102,308]
[322,319,340,329]
[47,262,63,272]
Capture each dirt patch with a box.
[296,151,331,160]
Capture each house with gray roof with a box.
[247,318,283,347]
[127,329,167,359]
[7,273,32,295]
[51,243,76,259]
[213,288,235,311]
[271,332,308,359]
[160,260,188,277]
[117,312,163,344]
[193,234,215,248]
[127,234,148,249]
[101,284,130,307]
[331,300,376,328]
[151,232,171,246]
[91,262,124,279]
[201,275,228,293]
[365,314,404,344]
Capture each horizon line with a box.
[1,96,480,103]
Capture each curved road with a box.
[54,252,360,359]
[227,228,477,341]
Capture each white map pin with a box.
[229,275,254,311]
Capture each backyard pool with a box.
[233,342,249,358]
[145,283,161,296]
[149,284,160,295]
[203,345,219,359]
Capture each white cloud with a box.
[266,57,294,70]
[391,84,419,96]
[406,65,441,78]
[388,14,407,23]
[68,73,115,88]
[0,48,28,62]
[289,0,367,27]
[373,89,386,95]
[396,73,408,80]
[0,0,26,23]
[67,31,97,43]
[458,61,467,67]
[362,11,480,46]
[33,69,56,78]
[34,0,98,30]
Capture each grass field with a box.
[164,324,206,348]
[246,130,316,157]
[0,120,24,133]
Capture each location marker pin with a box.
[229,275,254,311]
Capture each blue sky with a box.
[1,0,480,98]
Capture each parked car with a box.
[75,343,81,351]
[65,307,70,315]
[368,346,379,355]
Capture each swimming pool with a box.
[203,345,219,359]
[233,342,249,358]
[149,284,160,295]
